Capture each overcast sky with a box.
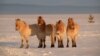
[0,0,100,6]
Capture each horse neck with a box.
[56,23,65,32]
[39,23,46,31]
[67,23,75,30]
[20,22,29,31]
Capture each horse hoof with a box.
[58,45,63,48]
[38,47,42,48]
[38,46,42,48]
[43,45,46,48]
[72,45,77,47]
[38,45,42,48]
[61,45,64,48]
[58,46,61,48]
[58,46,63,48]
[26,47,29,49]
[51,44,55,48]
[26,46,29,49]
[66,45,69,47]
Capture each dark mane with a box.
[67,17,75,30]
[37,16,46,31]
[56,20,64,33]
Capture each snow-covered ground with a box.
[0,14,100,56]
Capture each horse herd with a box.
[15,16,79,48]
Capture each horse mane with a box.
[16,18,20,21]
[67,17,75,30]
[56,20,65,33]
[22,21,28,27]
[37,16,46,31]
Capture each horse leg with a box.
[20,35,25,48]
[72,38,76,47]
[20,39,24,48]
[58,39,60,48]
[66,38,69,47]
[38,39,43,48]
[58,40,63,48]
[51,34,55,48]
[57,35,61,48]
[58,39,63,48]
[43,39,46,48]
[60,39,64,48]
[26,39,29,48]
[60,36,64,48]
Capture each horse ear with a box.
[16,18,20,21]
[38,16,42,19]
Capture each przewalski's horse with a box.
[37,16,56,48]
[66,17,79,47]
[55,20,66,48]
[37,16,46,48]
[88,14,95,23]
[15,19,31,48]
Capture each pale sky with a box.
[0,0,100,6]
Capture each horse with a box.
[88,14,95,23]
[37,16,46,48]
[15,19,31,48]
[37,16,56,48]
[55,20,66,48]
[66,17,79,47]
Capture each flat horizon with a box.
[0,5,100,14]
